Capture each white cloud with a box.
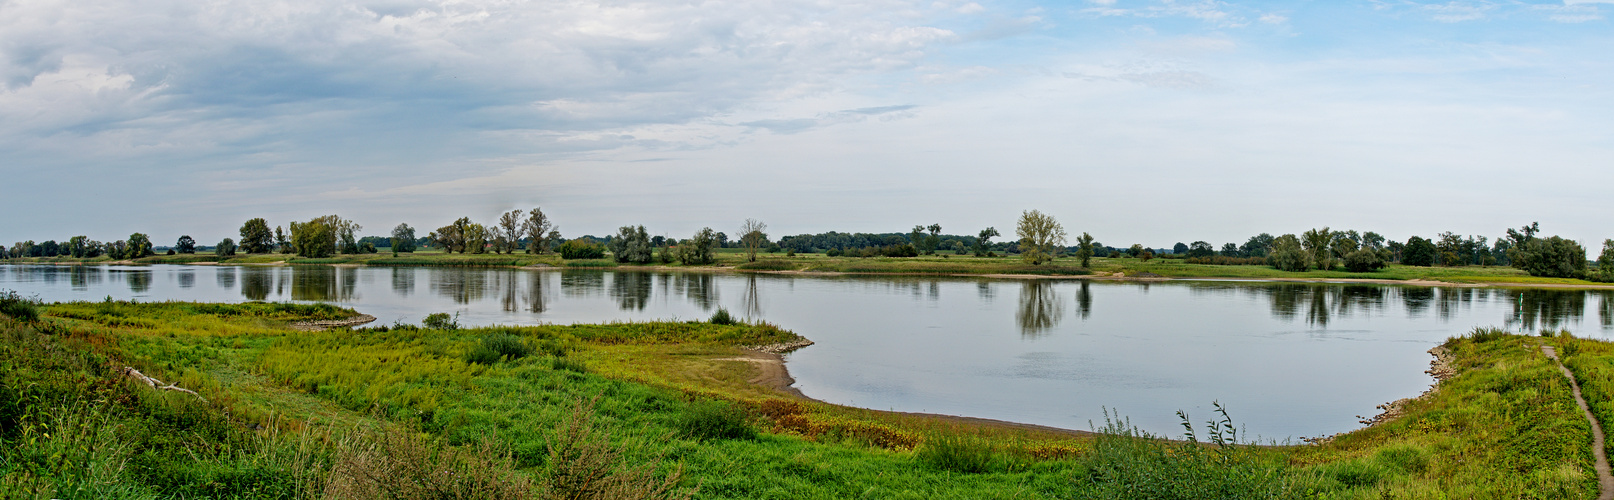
[1422,1,1495,22]
[1258,13,1288,24]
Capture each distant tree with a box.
[523,208,556,254]
[1330,233,1359,262]
[127,233,154,258]
[1301,228,1334,270]
[973,227,1000,257]
[1403,236,1437,267]
[1491,239,1512,267]
[1386,240,1406,263]
[1075,232,1095,268]
[1241,233,1275,257]
[360,241,377,254]
[1219,243,1240,257]
[275,226,291,254]
[1016,210,1067,265]
[557,239,605,260]
[239,218,274,254]
[290,219,337,258]
[66,236,89,258]
[175,235,197,254]
[494,210,524,254]
[1344,248,1385,273]
[1267,234,1309,272]
[1173,242,1189,255]
[390,223,416,254]
[1435,231,1465,267]
[610,225,653,264]
[1361,232,1386,250]
[106,240,128,260]
[922,224,942,255]
[1595,240,1614,283]
[740,219,768,263]
[1128,243,1145,259]
[678,228,717,265]
[215,238,237,256]
[1510,234,1587,279]
[465,222,487,254]
[1187,241,1214,258]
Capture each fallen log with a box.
[122,366,207,402]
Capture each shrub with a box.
[542,398,690,500]
[422,312,459,330]
[464,333,533,365]
[549,356,588,373]
[1467,326,1510,343]
[917,433,998,473]
[325,430,532,499]
[0,291,40,321]
[1184,256,1267,266]
[558,239,606,260]
[709,308,736,325]
[1343,248,1385,272]
[675,400,754,441]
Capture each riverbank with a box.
[8,251,1614,290]
[1,299,1608,497]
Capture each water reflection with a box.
[610,272,654,311]
[216,267,236,289]
[291,266,359,302]
[673,273,718,311]
[241,268,274,301]
[392,268,415,297]
[742,275,764,319]
[977,282,995,303]
[125,269,151,293]
[1508,289,1589,333]
[562,272,605,298]
[69,267,100,290]
[177,270,196,289]
[431,268,486,304]
[1075,282,1092,320]
[525,272,550,313]
[1017,281,1064,337]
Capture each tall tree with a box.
[523,208,556,254]
[1075,232,1095,268]
[678,228,717,265]
[275,226,290,254]
[1220,243,1240,257]
[1188,241,1214,258]
[1403,236,1437,267]
[175,235,197,254]
[1173,242,1189,255]
[390,223,417,253]
[497,209,524,254]
[289,219,336,258]
[239,218,274,254]
[973,227,1000,257]
[1596,240,1614,283]
[1301,228,1333,270]
[740,219,768,263]
[1267,234,1308,272]
[215,238,237,256]
[127,233,154,258]
[923,224,942,255]
[1015,210,1067,265]
[611,225,653,264]
[66,236,89,258]
[1241,233,1275,257]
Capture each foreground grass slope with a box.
[0,297,1603,498]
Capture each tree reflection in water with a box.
[1507,289,1589,333]
[610,272,653,311]
[215,267,236,289]
[391,268,415,297]
[240,267,273,301]
[124,269,151,293]
[1075,281,1092,320]
[1017,281,1064,337]
[742,275,763,319]
[977,281,995,303]
[562,272,605,298]
[431,268,487,304]
[68,266,100,290]
[674,273,719,311]
[291,266,359,302]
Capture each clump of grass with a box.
[708,308,736,326]
[0,290,40,322]
[917,433,998,473]
[549,356,588,373]
[464,332,533,365]
[675,400,754,441]
[1073,405,1297,498]
[324,429,532,499]
[1467,326,1512,343]
[542,397,691,500]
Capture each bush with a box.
[0,291,40,321]
[1343,248,1385,273]
[1467,326,1511,343]
[709,308,736,325]
[558,239,606,260]
[1184,256,1267,266]
[917,433,997,473]
[422,312,459,330]
[675,400,754,441]
[464,333,533,365]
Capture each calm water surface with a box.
[5,264,1612,439]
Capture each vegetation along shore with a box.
[1,289,1612,498]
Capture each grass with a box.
[1,300,1609,498]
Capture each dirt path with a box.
[1542,344,1614,499]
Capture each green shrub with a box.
[557,239,605,260]
[916,433,997,473]
[1468,327,1510,343]
[465,333,532,365]
[549,356,588,373]
[422,312,459,330]
[676,400,754,441]
[709,308,736,326]
[0,291,40,322]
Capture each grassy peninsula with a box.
[0,295,1609,498]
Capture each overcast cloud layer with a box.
[2,0,1610,249]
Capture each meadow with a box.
[0,291,1607,498]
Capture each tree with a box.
[1344,248,1385,272]
[1512,235,1587,279]
[611,225,653,264]
[290,219,337,258]
[464,222,487,254]
[495,210,524,254]
[678,228,717,265]
[275,226,291,254]
[239,218,274,254]
[922,224,942,255]
[1075,232,1095,268]
[1128,243,1145,259]
[1220,243,1240,257]
[740,219,768,263]
[1595,240,1614,283]
[215,238,237,256]
[1267,234,1308,272]
[523,208,557,254]
[391,223,417,254]
[65,236,88,258]
[1241,233,1275,257]
[127,233,154,258]
[1015,210,1067,265]
[974,228,1000,257]
[1403,236,1437,267]
[1361,232,1386,250]
[106,240,128,260]
[1301,228,1333,270]
[1187,241,1214,258]
[175,235,197,254]
[1173,242,1189,255]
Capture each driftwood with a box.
[122,366,207,402]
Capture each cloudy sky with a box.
[2,0,1610,249]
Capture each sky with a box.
[1,0,1610,250]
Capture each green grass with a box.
[2,301,1608,498]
